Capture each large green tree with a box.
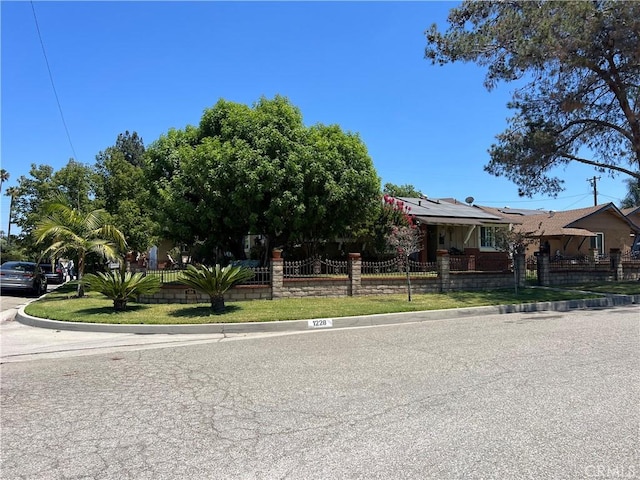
[11,160,98,257]
[621,176,640,208]
[145,96,380,260]
[425,1,640,197]
[383,183,423,198]
[95,131,158,252]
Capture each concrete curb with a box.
[16,294,639,335]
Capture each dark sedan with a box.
[0,261,48,296]
[39,263,65,284]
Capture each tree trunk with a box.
[114,298,128,311]
[210,294,225,313]
[405,255,412,302]
[76,253,85,297]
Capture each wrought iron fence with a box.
[361,256,437,276]
[621,251,640,263]
[145,265,271,285]
[284,257,348,278]
[549,256,610,271]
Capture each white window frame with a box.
[590,232,604,256]
[479,226,498,251]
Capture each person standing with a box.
[68,259,75,280]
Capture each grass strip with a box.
[24,284,603,325]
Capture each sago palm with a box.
[179,264,254,312]
[34,200,127,297]
[81,270,161,311]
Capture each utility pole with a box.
[587,176,600,206]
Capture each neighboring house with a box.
[622,206,640,254]
[484,203,640,258]
[391,197,516,263]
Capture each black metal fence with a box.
[361,256,437,276]
[145,265,271,286]
[283,257,348,278]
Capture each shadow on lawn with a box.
[170,305,242,318]
[76,305,151,315]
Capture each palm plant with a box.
[0,169,9,191]
[81,270,161,311]
[179,264,254,312]
[34,199,127,297]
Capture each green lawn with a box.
[563,281,640,295]
[24,283,604,325]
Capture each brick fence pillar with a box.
[610,248,622,281]
[437,249,450,293]
[537,252,550,286]
[348,253,361,297]
[271,249,284,299]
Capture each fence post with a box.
[515,253,526,288]
[538,252,550,286]
[437,249,450,293]
[610,248,622,281]
[348,253,361,297]
[271,249,284,299]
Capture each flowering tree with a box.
[386,209,424,302]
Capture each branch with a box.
[562,153,640,179]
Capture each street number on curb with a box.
[308,319,333,328]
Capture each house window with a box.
[590,232,604,255]
[480,226,497,249]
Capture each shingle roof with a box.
[504,203,639,237]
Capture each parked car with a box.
[39,263,65,284]
[0,261,48,295]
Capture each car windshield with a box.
[39,264,53,273]
[1,262,36,273]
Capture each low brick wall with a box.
[280,278,350,298]
[449,272,514,290]
[361,276,439,295]
[138,284,271,304]
[621,263,640,281]
[549,270,614,285]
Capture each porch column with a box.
[271,249,284,299]
[437,249,450,293]
[348,253,361,297]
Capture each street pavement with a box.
[1,305,638,479]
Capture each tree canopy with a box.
[95,131,158,252]
[425,1,640,197]
[145,95,380,260]
[383,183,423,198]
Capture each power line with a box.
[478,193,590,204]
[30,1,79,161]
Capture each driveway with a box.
[1,306,638,479]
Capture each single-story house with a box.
[391,197,517,266]
[482,202,640,258]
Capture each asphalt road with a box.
[1,306,638,480]
[0,283,60,322]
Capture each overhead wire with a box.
[30,1,79,162]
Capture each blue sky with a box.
[1,1,628,234]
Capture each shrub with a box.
[179,264,254,312]
[81,271,161,311]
